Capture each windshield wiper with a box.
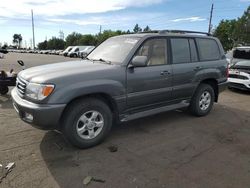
[82,57,90,60]
[91,58,112,64]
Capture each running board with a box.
[120,101,189,122]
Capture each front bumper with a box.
[228,78,250,91]
[11,88,66,130]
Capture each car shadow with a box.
[228,87,250,95]
[0,94,13,109]
[39,105,250,188]
[39,109,191,188]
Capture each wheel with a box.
[62,98,113,149]
[189,84,215,116]
[0,86,9,95]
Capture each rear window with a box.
[233,49,250,60]
[197,38,220,61]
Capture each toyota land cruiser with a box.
[11,30,228,148]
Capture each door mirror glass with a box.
[131,56,148,67]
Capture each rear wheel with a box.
[189,84,215,116]
[0,86,9,95]
[62,98,113,149]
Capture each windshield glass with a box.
[233,48,250,60]
[88,36,140,64]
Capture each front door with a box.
[126,38,172,112]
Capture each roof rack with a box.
[159,30,211,36]
[138,30,159,34]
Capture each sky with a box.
[0,0,249,48]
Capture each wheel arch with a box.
[199,79,218,102]
[59,92,119,129]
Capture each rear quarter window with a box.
[196,38,220,61]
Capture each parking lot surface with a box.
[0,53,250,188]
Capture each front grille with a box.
[229,74,248,80]
[16,77,27,97]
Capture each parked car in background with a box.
[228,60,250,90]
[12,30,228,148]
[78,46,95,58]
[228,46,250,67]
[56,50,63,55]
[0,48,8,54]
[68,46,90,57]
[62,46,73,56]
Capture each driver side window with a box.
[136,39,167,66]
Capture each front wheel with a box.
[62,98,113,149]
[189,84,215,116]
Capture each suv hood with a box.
[18,60,115,83]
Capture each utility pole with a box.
[208,3,214,34]
[31,9,35,50]
[99,25,102,34]
[59,30,64,40]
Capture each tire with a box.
[62,98,113,149]
[189,83,215,116]
[0,86,9,95]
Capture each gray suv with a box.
[11,30,228,148]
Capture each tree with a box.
[214,6,250,51]
[38,40,48,50]
[96,30,126,45]
[133,24,142,33]
[79,35,97,45]
[143,25,151,32]
[213,19,237,51]
[47,37,65,49]
[65,32,83,46]
[13,34,22,48]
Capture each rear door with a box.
[170,37,201,100]
[126,38,172,111]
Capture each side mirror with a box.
[131,56,147,67]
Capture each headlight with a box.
[26,83,55,100]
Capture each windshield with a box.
[233,49,250,60]
[88,36,140,64]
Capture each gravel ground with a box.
[0,53,250,188]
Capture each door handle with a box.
[194,66,202,71]
[160,70,170,76]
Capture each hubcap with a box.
[199,91,211,111]
[76,110,104,140]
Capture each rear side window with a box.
[171,38,190,64]
[196,38,220,61]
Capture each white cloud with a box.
[46,12,163,26]
[171,16,206,22]
[0,0,165,17]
